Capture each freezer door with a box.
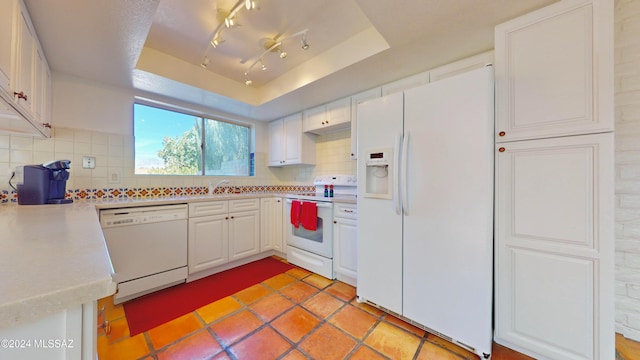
[356,92,404,314]
[402,66,494,356]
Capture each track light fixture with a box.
[301,32,310,50]
[244,72,252,85]
[200,56,210,68]
[210,35,224,48]
[200,2,311,87]
[242,29,310,86]
[245,0,259,10]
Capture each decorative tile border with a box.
[0,185,315,204]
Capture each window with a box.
[134,103,251,176]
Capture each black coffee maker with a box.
[17,160,73,205]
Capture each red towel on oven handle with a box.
[301,201,318,231]
[290,200,302,228]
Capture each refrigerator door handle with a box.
[401,131,410,215]
[394,133,402,215]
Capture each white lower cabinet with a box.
[188,199,260,274]
[260,197,283,252]
[188,213,228,274]
[0,301,97,360]
[333,202,357,286]
[228,209,260,261]
[494,133,614,360]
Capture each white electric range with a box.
[284,175,357,278]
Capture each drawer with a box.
[229,198,260,212]
[189,201,229,217]
[334,203,357,219]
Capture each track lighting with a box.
[210,36,224,48]
[241,29,310,85]
[224,13,238,28]
[201,2,311,86]
[301,32,310,50]
[200,56,210,68]
[245,0,259,10]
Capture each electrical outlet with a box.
[82,156,96,169]
[108,169,122,184]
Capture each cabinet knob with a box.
[498,147,506,153]
[13,91,27,101]
[230,216,234,219]
[225,216,229,220]
[334,220,337,224]
[498,131,506,137]
[350,153,354,156]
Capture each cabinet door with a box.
[325,98,350,128]
[381,71,430,96]
[188,214,228,274]
[14,1,34,116]
[33,45,44,122]
[273,198,283,252]
[495,0,613,142]
[260,198,274,251]
[302,105,326,133]
[268,119,284,166]
[282,112,302,164]
[494,133,614,359]
[0,0,16,95]
[333,216,357,286]
[350,88,382,159]
[229,210,260,261]
[260,197,283,252]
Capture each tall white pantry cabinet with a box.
[493,0,614,359]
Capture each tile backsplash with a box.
[0,126,356,202]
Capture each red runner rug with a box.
[123,257,294,336]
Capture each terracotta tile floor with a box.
[97,261,640,360]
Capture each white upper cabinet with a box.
[303,97,351,135]
[0,0,16,96]
[0,0,51,137]
[350,87,381,160]
[14,0,35,116]
[495,0,613,142]
[268,112,316,166]
[381,71,430,96]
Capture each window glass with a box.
[134,103,251,176]
[203,119,250,176]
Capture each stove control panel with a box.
[313,175,357,186]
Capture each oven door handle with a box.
[285,199,333,208]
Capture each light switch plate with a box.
[82,156,96,169]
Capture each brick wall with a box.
[615,0,640,341]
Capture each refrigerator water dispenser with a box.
[364,148,392,199]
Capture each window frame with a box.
[133,98,254,177]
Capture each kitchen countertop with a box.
[0,192,357,330]
[0,202,116,330]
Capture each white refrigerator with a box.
[356,66,494,358]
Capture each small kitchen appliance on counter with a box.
[16,160,73,205]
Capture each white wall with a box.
[615,0,640,341]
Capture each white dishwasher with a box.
[100,204,188,304]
